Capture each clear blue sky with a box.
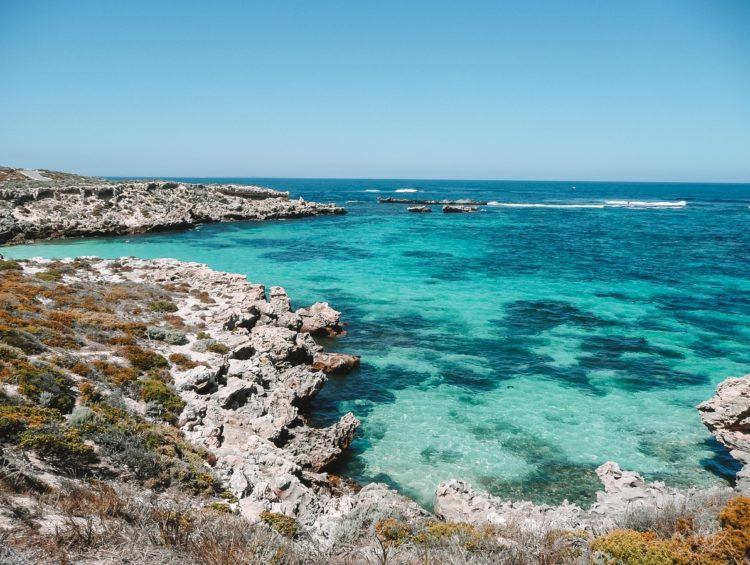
[1,0,748,181]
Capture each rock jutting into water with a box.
[378,196,487,205]
[0,167,346,245]
[407,206,433,213]
[442,205,479,213]
[698,375,750,494]
[2,256,749,558]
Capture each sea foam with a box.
[605,200,687,208]
[395,188,420,193]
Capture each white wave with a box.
[345,200,362,203]
[363,189,380,193]
[488,201,605,209]
[394,188,420,193]
[605,200,687,208]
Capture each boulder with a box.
[407,206,432,213]
[296,302,345,336]
[312,352,360,374]
[284,413,360,472]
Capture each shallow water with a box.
[7,179,750,508]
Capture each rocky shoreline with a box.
[0,171,345,245]
[2,257,748,554]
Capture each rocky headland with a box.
[1,255,749,563]
[0,167,345,245]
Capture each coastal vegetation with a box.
[1,257,749,563]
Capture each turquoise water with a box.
[7,179,750,508]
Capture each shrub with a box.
[36,269,64,282]
[0,260,22,271]
[19,426,96,468]
[92,427,162,480]
[149,300,178,313]
[0,327,45,354]
[207,342,230,355]
[123,345,169,372]
[90,359,139,385]
[69,407,96,428]
[139,379,185,423]
[0,405,62,438]
[206,502,231,513]
[0,343,24,361]
[11,360,75,413]
[260,511,298,538]
[375,518,413,546]
[145,326,188,345]
[169,353,198,370]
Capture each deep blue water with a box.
[7,178,750,508]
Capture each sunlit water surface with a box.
[7,179,750,508]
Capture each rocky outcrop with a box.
[55,257,414,546]
[296,302,345,336]
[435,479,584,530]
[698,375,750,493]
[407,206,432,213]
[312,352,361,374]
[443,205,479,213]
[0,176,346,245]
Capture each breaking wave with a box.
[395,188,420,193]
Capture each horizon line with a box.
[101,174,750,186]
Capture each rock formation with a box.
[698,375,750,493]
[407,206,432,213]
[442,205,479,213]
[0,174,345,244]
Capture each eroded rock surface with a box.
[56,257,415,544]
[0,176,345,244]
[698,375,750,493]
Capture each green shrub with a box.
[123,345,169,371]
[139,379,185,423]
[207,342,230,354]
[19,426,95,468]
[149,300,178,313]
[0,260,22,271]
[0,405,63,438]
[261,511,298,538]
[12,361,75,413]
[0,342,24,361]
[0,327,45,354]
[36,269,64,282]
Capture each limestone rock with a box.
[284,412,359,472]
[698,375,750,492]
[312,352,360,374]
[297,302,345,336]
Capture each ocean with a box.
[6,178,750,509]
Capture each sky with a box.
[1,0,749,182]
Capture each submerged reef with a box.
[1,255,749,563]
